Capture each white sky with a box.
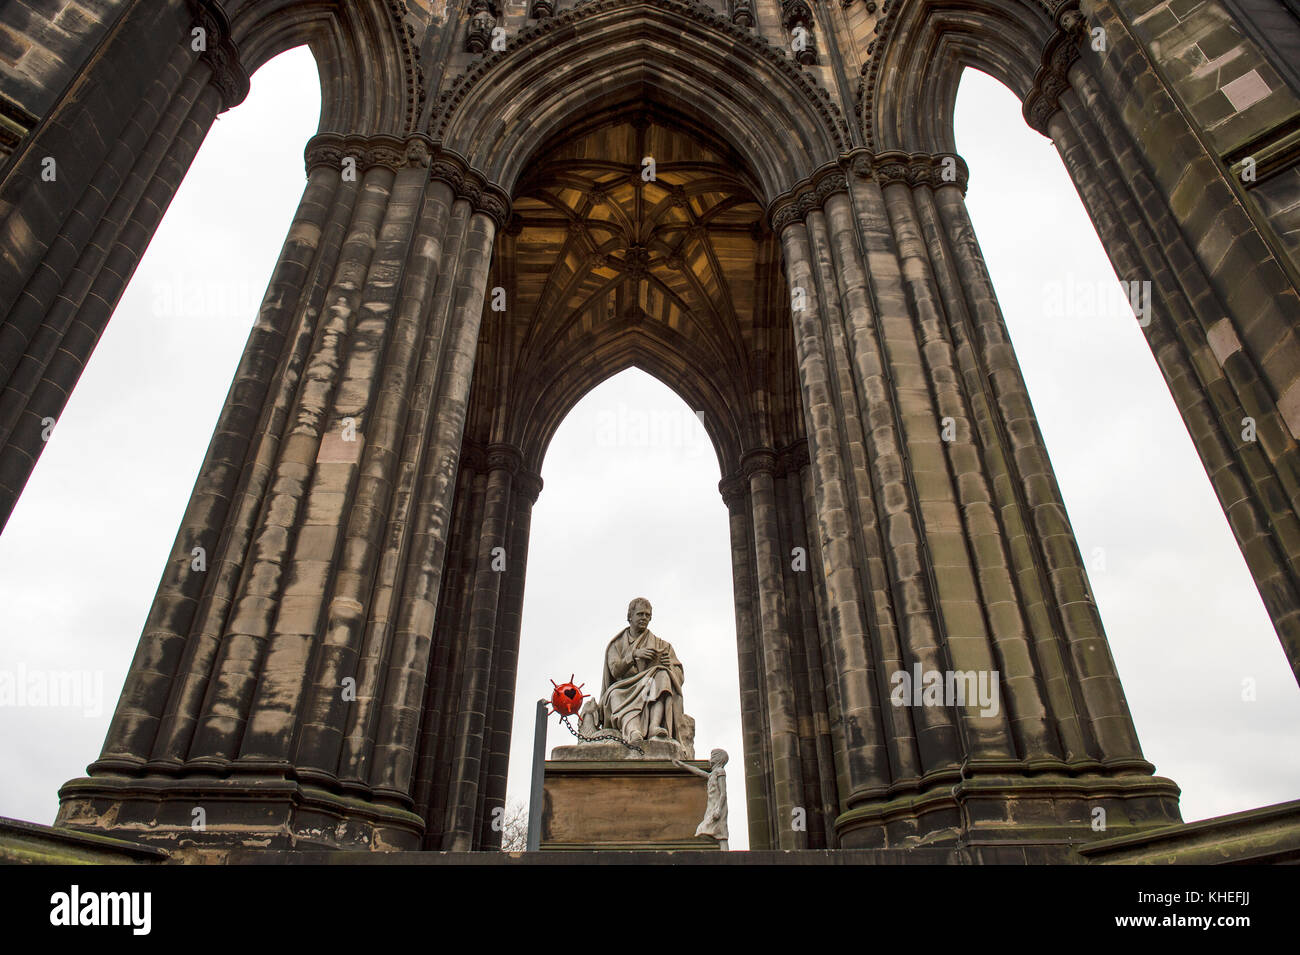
[0,47,1295,850]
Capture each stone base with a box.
[541,759,719,850]
[833,765,1184,850]
[55,772,426,851]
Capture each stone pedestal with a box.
[541,760,719,850]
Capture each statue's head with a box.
[627,597,652,632]
[710,748,728,768]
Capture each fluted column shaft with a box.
[744,449,806,849]
[721,476,773,849]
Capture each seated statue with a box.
[600,597,689,750]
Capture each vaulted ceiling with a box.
[464,110,806,477]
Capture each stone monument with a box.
[541,598,717,850]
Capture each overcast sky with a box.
[0,48,1295,851]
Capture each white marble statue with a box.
[674,748,729,850]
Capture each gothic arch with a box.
[433,0,850,204]
[227,0,424,134]
[862,0,1058,153]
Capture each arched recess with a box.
[862,0,1300,681]
[413,104,834,851]
[0,0,422,533]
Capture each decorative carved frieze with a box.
[768,150,969,230]
[304,133,512,227]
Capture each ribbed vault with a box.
[463,109,806,477]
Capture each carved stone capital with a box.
[429,153,513,227]
[1023,0,1086,136]
[777,438,810,475]
[718,473,749,509]
[814,170,848,203]
[189,0,249,112]
[487,442,523,474]
[741,447,779,479]
[514,469,545,504]
[769,200,801,234]
[460,439,489,474]
[305,133,442,175]
[874,150,911,187]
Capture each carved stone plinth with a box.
[541,760,719,850]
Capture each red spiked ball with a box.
[549,675,585,716]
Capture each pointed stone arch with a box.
[432,0,851,203]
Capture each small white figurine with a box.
[674,748,729,850]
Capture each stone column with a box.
[770,158,1181,848]
[1031,2,1300,681]
[442,443,517,850]
[719,473,773,849]
[0,0,248,532]
[477,466,541,849]
[743,448,806,849]
[57,135,510,850]
[776,206,895,819]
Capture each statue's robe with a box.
[599,626,685,744]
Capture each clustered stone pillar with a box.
[56,130,510,850]
[767,157,1182,849]
[410,439,541,851]
[0,0,248,533]
[1023,7,1300,682]
[721,440,841,849]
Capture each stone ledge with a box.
[0,816,168,865]
[1078,798,1300,864]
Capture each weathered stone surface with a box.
[0,0,1294,860]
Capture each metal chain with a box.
[559,714,644,755]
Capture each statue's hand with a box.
[656,649,671,666]
[633,648,656,665]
